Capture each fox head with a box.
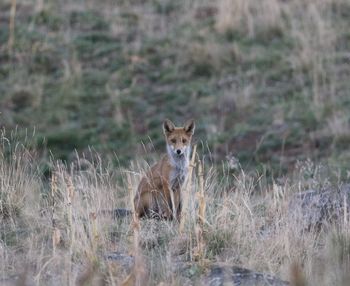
[163,119,195,158]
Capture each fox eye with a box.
[182,139,187,144]
[171,139,176,144]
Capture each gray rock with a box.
[289,184,350,231]
[106,251,134,270]
[201,265,289,286]
[105,251,290,286]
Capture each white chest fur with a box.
[167,146,190,190]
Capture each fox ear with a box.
[163,119,175,134]
[184,119,195,135]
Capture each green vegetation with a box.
[1,1,350,283]
[1,0,350,177]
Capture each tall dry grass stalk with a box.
[194,159,206,265]
[51,173,60,254]
[66,175,74,242]
[121,173,148,286]
[179,144,197,234]
[197,159,206,227]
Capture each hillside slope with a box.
[1,0,350,176]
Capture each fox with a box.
[134,119,195,220]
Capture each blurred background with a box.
[1,0,350,178]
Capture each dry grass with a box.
[215,0,284,38]
[0,133,349,285]
[1,0,350,284]
[211,0,345,110]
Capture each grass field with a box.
[1,0,350,175]
[1,0,350,285]
[1,135,350,285]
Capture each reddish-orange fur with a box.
[134,119,195,220]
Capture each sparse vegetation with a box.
[1,0,350,285]
[1,0,350,175]
[0,133,350,285]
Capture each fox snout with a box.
[170,145,187,156]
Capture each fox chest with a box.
[169,167,188,190]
